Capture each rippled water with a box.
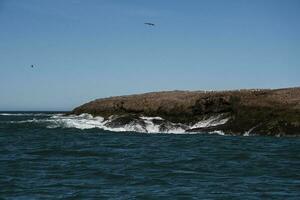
[0,112,300,199]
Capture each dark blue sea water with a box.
[0,112,300,199]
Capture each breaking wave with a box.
[5,113,229,135]
[191,114,229,129]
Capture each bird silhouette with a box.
[144,22,155,26]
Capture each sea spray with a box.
[4,113,229,134]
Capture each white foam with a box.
[209,130,226,136]
[191,115,229,129]
[6,113,229,134]
[243,124,260,136]
[140,116,164,121]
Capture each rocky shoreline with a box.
[71,87,300,136]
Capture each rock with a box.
[71,88,300,136]
[104,114,146,129]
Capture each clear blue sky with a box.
[0,0,299,111]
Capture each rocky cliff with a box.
[71,87,300,136]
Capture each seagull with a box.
[144,22,155,26]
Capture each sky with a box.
[0,0,299,111]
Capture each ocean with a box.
[0,112,299,199]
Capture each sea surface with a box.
[0,112,300,199]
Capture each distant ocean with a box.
[0,112,299,199]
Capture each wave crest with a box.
[6,113,229,134]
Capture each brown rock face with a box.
[71,87,300,136]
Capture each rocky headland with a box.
[71,87,300,136]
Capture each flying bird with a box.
[144,22,155,26]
